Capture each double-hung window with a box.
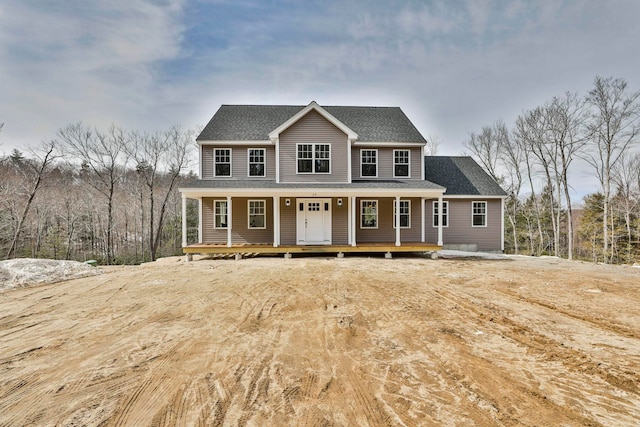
[433,201,448,227]
[214,148,231,177]
[360,149,377,177]
[472,201,487,227]
[248,200,266,229]
[297,143,330,173]
[248,148,265,177]
[214,200,228,229]
[361,200,378,228]
[393,200,411,228]
[393,150,410,177]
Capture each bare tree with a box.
[584,76,640,262]
[464,123,505,183]
[129,126,193,261]
[56,124,130,264]
[611,152,640,263]
[5,141,59,259]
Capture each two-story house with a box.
[179,101,505,259]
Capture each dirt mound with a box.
[0,258,102,291]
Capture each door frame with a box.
[296,198,332,245]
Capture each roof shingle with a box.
[424,156,506,196]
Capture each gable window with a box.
[248,200,266,229]
[297,143,330,174]
[214,148,231,177]
[472,201,487,227]
[214,200,228,229]
[393,200,411,228]
[248,148,266,177]
[393,150,410,177]
[433,201,448,227]
[360,200,378,228]
[360,149,378,177]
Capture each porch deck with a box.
[183,242,441,257]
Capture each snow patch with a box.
[0,258,102,291]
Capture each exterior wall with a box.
[356,197,422,243]
[279,198,297,245]
[331,198,349,245]
[279,110,350,183]
[425,198,503,251]
[351,147,423,181]
[202,197,274,244]
[200,145,276,180]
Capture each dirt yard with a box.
[0,254,638,426]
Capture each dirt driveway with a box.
[0,255,639,426]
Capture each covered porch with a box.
[179,181,446,259]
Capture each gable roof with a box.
[197,104,427,143]
[424,156,507,196]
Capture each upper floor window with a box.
[393,150,410,177]
[214,200,228,229]
[472,201,487,227]
[361,200,378,228]
[393,200,411,228]
[214,148,231,177]
[360,149,377,177]
[433,201,448,227]
[248,148,265,177]
[297,143,330,174]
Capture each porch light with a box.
[337,198,343,207]
[285,199,291,206]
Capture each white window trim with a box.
[247,148,266,178]
[393,149,411,178]
[214,200,228,229]
[472,201,488,228]
[393,199,411,229]
[247,199,266,229]
[360,200,378,229]
[432,201,449,228]
[360,148,378,178]
[296,143,331,174]
[213,148,232,178]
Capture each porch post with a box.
[198,199,203,243]
[181,194,188,247]
[421,197,425,243]
[273,196,280,247]
[437,194,444,246]
[351,196,357,247]
[347,196,352,246]
[395,196,401,246]
[227,196,232,247]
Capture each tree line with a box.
[465,76,640,264]
[1,124,198,264]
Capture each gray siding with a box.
[332,198,349,245]
[280,198,297,245]
[279,110,349,183]
[202,197,274,244]
[351,147,423,180]
[356,197,421,243]
[200,146,275,180]
[425,198,503,251]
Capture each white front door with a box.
[296,199,332,245]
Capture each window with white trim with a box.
[214,200,228,229]
[360,200,378,228]
[214,148,231,177]
[472,201,487,227]
[393,200,411,228]
[248,148,265,177]
[433,201,448,227]
[393,149,410,177]
[360,149,377,177]
[297,143,330,173]
[248,200,266,229]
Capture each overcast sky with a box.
[1,0,639,195]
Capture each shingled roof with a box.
[197,104,427,143]
[424,156,507,196]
